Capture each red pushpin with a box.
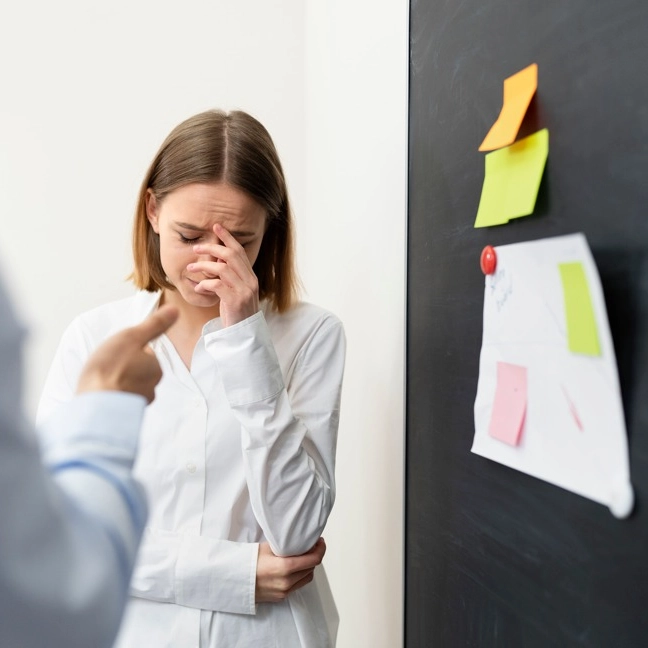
[480,245,497,275]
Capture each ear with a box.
[146,189,160,234]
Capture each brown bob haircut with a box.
[131,109,299,312]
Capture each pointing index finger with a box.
[129,305,179,346]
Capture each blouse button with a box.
[186,462,197,474]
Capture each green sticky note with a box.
[474,128,549,228]
[559,261,601,356]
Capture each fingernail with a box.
[187,263,195,270]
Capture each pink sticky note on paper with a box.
[488,362,527,446]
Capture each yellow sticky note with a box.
[559,262,601,356]
[479,63,538,152]
[474,128,549,228]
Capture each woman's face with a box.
[146,182,267,310]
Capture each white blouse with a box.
[37,290,346,648]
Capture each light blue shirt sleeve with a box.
[0,269,148,648]
[40,391,149,574]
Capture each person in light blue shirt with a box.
[0,265,177,648]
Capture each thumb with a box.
[128,305,179,346]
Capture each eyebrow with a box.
[174,221,257,238]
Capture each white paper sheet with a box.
[472,233,633,518]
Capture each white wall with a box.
[303,3,408,646]
[0,1,408,646]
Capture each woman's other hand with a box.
[255,538,326,604]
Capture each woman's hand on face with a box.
[187,223,259,327]
[255,538,326,604]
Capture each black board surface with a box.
[406,1,648,646]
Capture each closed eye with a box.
[179,233,201,244]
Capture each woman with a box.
[37,110,345,647]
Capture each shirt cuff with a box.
[203,311,284,407]
[175,536,259,615]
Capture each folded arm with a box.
[204,311,346,557]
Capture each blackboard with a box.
[406,1,648,647]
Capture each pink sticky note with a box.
[488,362,527,446]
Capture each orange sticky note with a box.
[488,362,527,446]
[479,63,538,152]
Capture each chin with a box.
[185,291,221,308]
[170,278,214,305]
[168,281,215,307]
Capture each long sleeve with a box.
[0,274,147,648]
[204,309,346,557]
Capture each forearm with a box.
[241,394,335,556]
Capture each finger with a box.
[193,224,245,260]
[187,260,227,279]
[193,244,254,282]
[192,242,230,261]
[198,224,255,267]
[301,537,326,558]
[213,223,241,248]
[313,537,326,552]
[128,305,179,345]
[286,566,316,583]
[285,570,315,596]
[192,244,255,286]
[194,278,225,295]
[199,260,257,298]
[194,266,250,291]
[196,262,249,289]
[145,359,164,402]
[288,548,325,572]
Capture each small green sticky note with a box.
[474,128,549,228]
[559,261,601,356]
